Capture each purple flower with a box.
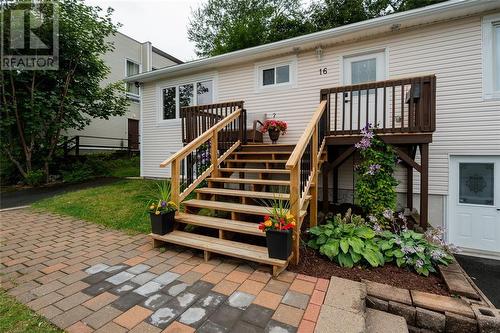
[366,164,381,175]
[372,223,382,233]
[397,212,407,223]
[415,259,424,269]
[161,200,167,207]
[355,137,372,150]
[368,215,378,223]
[383,209,394,220]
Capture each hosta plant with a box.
[376,229,454,276]
[308,213,385,268]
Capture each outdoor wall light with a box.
[315,46,323,61]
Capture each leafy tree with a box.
[188,0,310,57]
[188,0,447,57]
[1,0,128,183]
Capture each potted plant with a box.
[260,119,287,144]
[148,181,178,235]
[258,198,296,260]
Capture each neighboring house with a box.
[126,0,500,259]
[68,31,182,153]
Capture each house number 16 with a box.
[319,68,327,75]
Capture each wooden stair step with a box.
[224,159,288,163]
[233,151,291,155]
[150,230,286,266]
[219,168,290,174]
[184,199,307,218]
[175,212,265,237]
[208,177,289,186]
[184,199,271,215]
[195,188,290,200]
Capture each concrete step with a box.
[365,308,409,333]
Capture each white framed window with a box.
[125,59,140,100]
[342,51,386,85]
[159,79,214,121]
[255,58,296,90]
[482,13,500,100]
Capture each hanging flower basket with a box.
[260,120,288,144]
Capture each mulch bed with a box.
[288,246,450,296]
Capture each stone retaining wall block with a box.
[389,301,416,326]
[472,305,500,333]
[416,307,445,333]
[445,311,478,333]
[366,296,388,312]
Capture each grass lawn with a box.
[0,291,62,333]
[32,179,153,234]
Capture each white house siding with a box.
[141,14,500,227]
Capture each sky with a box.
[85,0,206,62]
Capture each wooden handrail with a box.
[286,100,327,170]
[287,100,327,266]
[160,107,243,208]
[160,108,242,168]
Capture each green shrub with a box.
[308,213,385,268]
[308,211,455,276]
[61,166,94,183]
[376,229,454,276]
[354,124,399,226]
[25,169,45,186]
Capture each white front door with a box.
[449,156,500,254]
[343,51,386,130]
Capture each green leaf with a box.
[321,241,339,259]
[396,257,405,267]
[347,237,364,254]
[340,239,350,254]
[338,252,354,268]
[362,249,381,267]
[354,227,375,239]
[349,249,362,263]
[393,249,404,258]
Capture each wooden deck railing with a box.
[285,100,327,265]
[320,75,436,135]
[160,107,245,206]
[182,101,245,144]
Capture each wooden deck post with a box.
[171,159,181,209]
[290,164,301,265]
[407,161,413,210]
[419,143,429,229]
[211,131,219,178]
[310,127,319,227]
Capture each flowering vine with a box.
[354,124,399,227]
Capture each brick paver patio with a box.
[0,210,326,332]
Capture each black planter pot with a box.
[150,211,175,235]
[268,129,281,144]
[266,229,292,260]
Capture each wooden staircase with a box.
[152,144,300,275]
[152,102,328,276]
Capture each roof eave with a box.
[125,0,499,83]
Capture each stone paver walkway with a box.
[0,210,327,333]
